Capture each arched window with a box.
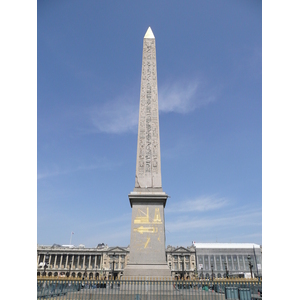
[37,272,40,276]
[78,273,82,278]
[217,273,222,278]
[205,273,210,279]
[71,272,76,278]
[54,272,58,277]
[89,273,93,279]
[48,272,52,277]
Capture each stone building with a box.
[37,242,262,280]
[166,245,197,279]
[37,244,129,279]
[194,243,262,279]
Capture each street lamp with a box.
[247,255,253,279]
[211,264,214,282]
[224,262,228,279]
[201,267,204,280]
[194,267,198,280]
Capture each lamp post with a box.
[247,255,253,279]
[224,262,228,279]
[211,264,214,282]
[201,267,204,280]
[194,267,198,280]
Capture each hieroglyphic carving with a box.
[136,37,161,188]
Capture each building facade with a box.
[37,243,262,279]
[194,243,262,279]
[37,244,129,280]
[166,245,197,279]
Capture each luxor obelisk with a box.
[123,27,171,279]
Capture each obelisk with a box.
[123,27,171,279]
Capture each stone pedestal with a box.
[123,191,171,279]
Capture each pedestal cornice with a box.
[128,190,168,208]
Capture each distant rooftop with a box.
[193,242,261,249]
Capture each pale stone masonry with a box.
[134,27,162,190]
[123,27,171,279]
[37,243,262,279]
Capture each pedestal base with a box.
[122,263,172,279]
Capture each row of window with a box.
[197,255,261,271]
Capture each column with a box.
[59,255,63,268]
[83,255,86,269]
[66,254,69,269]
[77,255,80,269]
[54,255,57,269]
[37,254,40,267]
[49,254,52,268]
[89,255,91,269]
[71,255,74,269]
[95,255,97,269]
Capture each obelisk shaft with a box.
[135,27,162,191]
[124,27,171,279]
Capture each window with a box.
[244,256,250,270]
[174,262,178,270]
[186,262,190,270]
[239,256,244,270]
[210,256,215,269]
[216,256,221,270]
[221,255,226,270]
[227,255,233,271]
[233,255,238,270]
[204,256,209,270]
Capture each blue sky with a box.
[36,0,263,248]
[3,1,300,296]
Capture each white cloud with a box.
[159,79,214,113]
[167,195,228,213]
[38,159,120,180]
[89,95,139,134]
[166,207,261,232]
[88,78,215,134]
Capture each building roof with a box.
[193,243,260,249]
